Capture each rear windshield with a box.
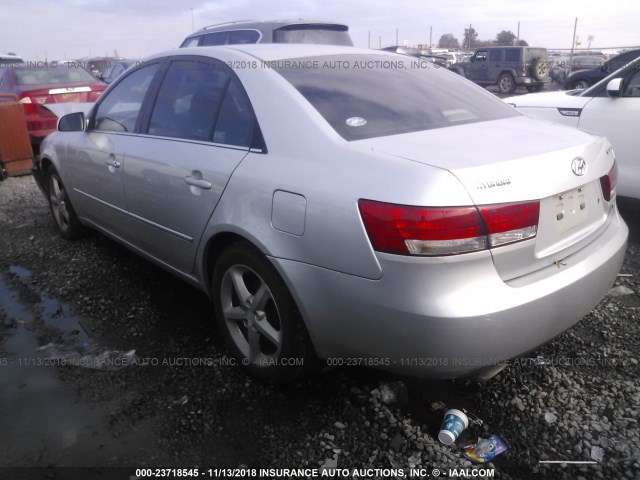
[273,25,353,46]
[15,67,97,85]
[275,54,518,141]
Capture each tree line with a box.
[437,28,528,49]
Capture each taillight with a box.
[358,199,540,256]
[18,95,38,115]
[599,161,618,202]
[18,93,55,117]
[478,202,540,248]
[88,90,103,101]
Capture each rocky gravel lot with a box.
[0,175,639,480]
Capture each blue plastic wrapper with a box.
[462,435,508,463]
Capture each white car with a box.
[506,54,640,199]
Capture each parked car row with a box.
[562,49,640,90]
[0,64,107,151]
[549,55,604,85]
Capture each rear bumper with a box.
[273,208,627,379]
[25,113,57,142]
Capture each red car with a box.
[0,63,106,150]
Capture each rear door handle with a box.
[184,175,212,190]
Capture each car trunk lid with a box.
[354,116,617,281]
[18,83,104,109]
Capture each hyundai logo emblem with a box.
[571,157,587,176]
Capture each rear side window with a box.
[276,54,518,141]
[147,59,255,147]
[148,60,229,141]
[213,79,254,147]
[201,30,260,46]
[228,30,261,44]
[94,63,159,133]
[505,49,521,62]
[273,24,353,46]
[181,37,200,48]
[489,49,503,61]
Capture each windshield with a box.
[273,25,353,46]
[15,66,97,85]
[275,54,519,141]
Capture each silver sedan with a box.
[36,44,628,383]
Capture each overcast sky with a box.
[2,0,639,60]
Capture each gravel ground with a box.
[0,175,639,480]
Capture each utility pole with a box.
[469,23,472,50]
[516,21,520,45]
[429,26,432,49]
[191,8,194,31]
[396,28,398,46]
[368,30,371,49]
[379,36,382,49]
[569,17,578,79]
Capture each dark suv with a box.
[180,20,353,47]
[453,46,550,94]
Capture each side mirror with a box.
[606,78,623,98]
[58,112,86,132]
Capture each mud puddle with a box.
[0,267,156,468]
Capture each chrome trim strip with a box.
[49,86,91,94]
[136,133,251,151]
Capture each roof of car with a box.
[145,44,396,63]
[188,19,349,36]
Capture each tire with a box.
[531,58,550,81]
[46,167,86,240]
[526,84,543,93]
[497,73,516,94]
[571,79,590,90]
[212,242,315,384]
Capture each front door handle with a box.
[105,160,121,168]
[184,174,212,190]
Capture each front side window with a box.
[94,63,159,133]
[276,54,519,141]
[474,50,487,61]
